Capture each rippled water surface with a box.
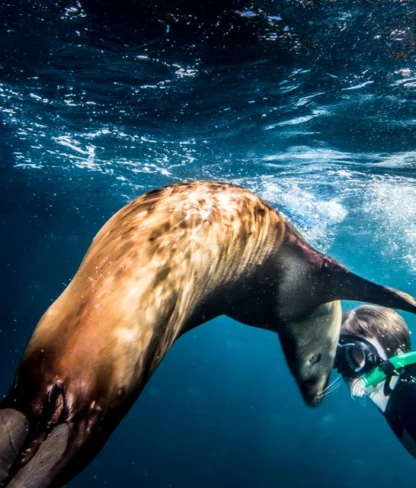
[1,1,416,487]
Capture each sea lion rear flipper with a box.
[7,423,69,488]
[0,409,29,483]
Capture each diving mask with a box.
[335,334,383,379]
[335,334,416,397]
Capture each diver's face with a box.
[279,301,342,407]
[341,334,388,398]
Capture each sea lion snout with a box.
[283,350,334,408]
[299,376,330,408]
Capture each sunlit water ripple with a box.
[0,1,415,285]
[2,0,415,271]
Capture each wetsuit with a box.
[383,364,416,459]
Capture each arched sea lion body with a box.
[1,180,416,487]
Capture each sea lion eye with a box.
[309,353,322,365]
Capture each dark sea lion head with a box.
[278,301,342,407]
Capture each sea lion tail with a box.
[320,257,416,314]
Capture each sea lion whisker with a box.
[323,384,341,397]
[320,383,341,399]
[325,380,341,394]
[321,375,342,394]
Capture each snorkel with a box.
[351,351,416,397]
[335,334,416,398]
[358,351,416,390]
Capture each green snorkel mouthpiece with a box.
[360,351,416,390]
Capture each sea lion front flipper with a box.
[7,423,69,488]
[316,255,416,314]
[0,408,29,483]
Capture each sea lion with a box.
[1,180,415,487]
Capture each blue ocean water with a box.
[1,0,416,486]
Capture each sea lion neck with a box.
[266,223,328,323]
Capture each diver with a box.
[335,305,416,459]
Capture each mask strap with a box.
[378,360,400,396]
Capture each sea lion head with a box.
[275,230,416,407]
[279,301,342,407]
